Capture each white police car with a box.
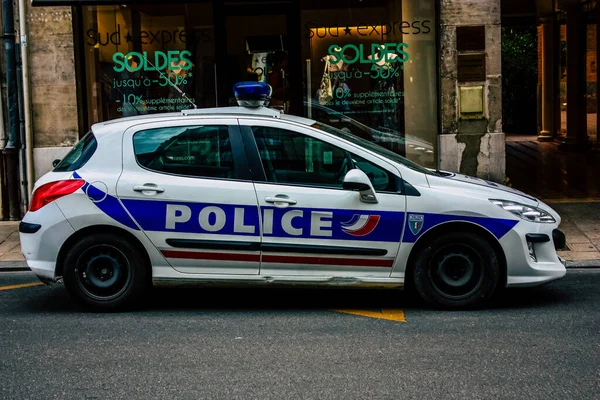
[19,82,566,311]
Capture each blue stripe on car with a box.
[73,172,518,242]
[402,212,518,243]
[73,172,140,231]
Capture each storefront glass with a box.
[81,3,215,123]
[559,23,567,138]
[301,0,438,167]
[586,22,597,143]
[80,0,438,168]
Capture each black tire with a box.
[62,233,148,311]
[412,232,499,309]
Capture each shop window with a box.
[81,4,215,124]
[133,126,235,179]
[301,0,438,168]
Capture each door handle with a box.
[133,184,165,193]
[265,196,297,205]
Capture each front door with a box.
[116,118,261,275]
[239,118,406,278]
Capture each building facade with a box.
[7,0,595,218]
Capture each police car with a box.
[19,82,567,311]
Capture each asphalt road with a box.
[0,270,599,400]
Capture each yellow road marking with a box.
[332,308,406,322]
[0,282,43,291]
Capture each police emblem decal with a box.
[408,214,424,235]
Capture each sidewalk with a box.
[0,221,24,262]
[550,202,600,267]
[1,202,598,272]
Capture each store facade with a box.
[14,0,508,218]
[29,0,440,172]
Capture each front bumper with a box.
[500,223,567,288]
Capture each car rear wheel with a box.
[412,232,499,309]
[63,234,148,311]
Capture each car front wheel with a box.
[412,232,500,309]
[63,233,148,311]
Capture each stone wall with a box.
[22,6,78,177]
[439,0,505,182]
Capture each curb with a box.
[0,260,598,273]
[566,259,600,268]
[0,261,30,272]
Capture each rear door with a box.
[116,118,261,275]
[239,118,406,278]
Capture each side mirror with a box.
[52,159,61,168]
[342,169,378,203]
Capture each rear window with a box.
[53,131,98,172]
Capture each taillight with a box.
[29,180,85,212]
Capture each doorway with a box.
[213,0,302,113]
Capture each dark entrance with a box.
[214,0,303,114]
[501,24,538,134]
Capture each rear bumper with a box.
[19,202,74,282]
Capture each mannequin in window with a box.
[314,47,346,106]
[268,51,289,108]
[321,46,345,72]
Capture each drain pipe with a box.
[3,0,22,220]
[18,0,34,200]
[16,45,29,209]
[0,64,7,220]
[0,78,6,149]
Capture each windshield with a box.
[311,122,436,176]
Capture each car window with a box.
[133,125,235,179]
[53,131,97,172]
[350,154,397,192]
[252,126,349,188]
[312,122,437,176]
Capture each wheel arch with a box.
[55,225,152,279]
[404,221,508,290]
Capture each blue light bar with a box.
[233,81,272,108]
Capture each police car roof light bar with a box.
[233,81,272,108]
[180,106,281,118]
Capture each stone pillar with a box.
[23,7,79,179]
[538,19,555,141]
[560,4,589,150]
[439,0,505,182]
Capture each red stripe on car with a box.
[262,254,393,268]
[161,250,260,262]
[161,250,393,268]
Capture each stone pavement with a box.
[551,202,600,266]
[0,202,598,271]
[0,222,23,262]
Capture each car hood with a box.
[427,171,539,207]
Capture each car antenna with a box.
[142,57,198,109]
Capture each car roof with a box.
[90,106,317,135]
